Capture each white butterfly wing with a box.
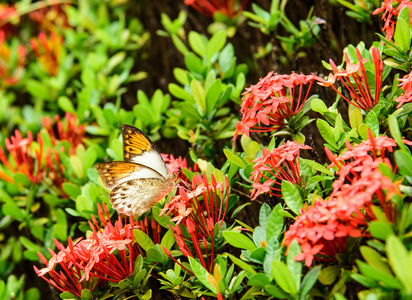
[121,124,168,178]
[110,176,175,217]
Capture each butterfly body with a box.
[96,125,177,217]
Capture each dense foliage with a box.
[1,0,412,299]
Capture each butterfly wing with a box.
[110,176,175,217]
[121,124,168,178]
[95,161,164,190]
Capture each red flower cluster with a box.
[0,4,17,36]
[234,72,321,140]
[0,130,43,184]
[319,47,383,112]
[394,70,412,108]
[0,113,85,197]
[249,141,312,200]
[30,31,63,76]
[184,0,249,18]
[373,0,412,40]
[41,112,86,155]
[29,3,70,31]
[161,174,230,274]
[0,30,26,86]
[285,133,401,266]
[34,204,143,297]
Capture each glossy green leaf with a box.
[386,235,407,282]
[317,119,336,149]
[188,31,206,57]
[190,79,206,113]
[266,203,283,240]
[188,256,217,293]
[206,30,227,60]
[133,229,155,251]
[299,265,322,299]
[259,203,272,230]
[223,148,246,168]
[227,253,257,274]
[301,159,333,176]
[223,231,256,251]
[271,260,298,295]
[281,181,303,215]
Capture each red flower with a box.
[41,112,86,155]
[285,133,403,266]
[325,132,401,222]
[30,31,63,76]
[0,4,17,36]
[0,130,44,184]
[319,47,383,111]
[184,0,249,18]
[35,204,145,296]
[161,174,230,274]
[0,30,26,86]
[373,0,412,40]
[249,141,312,199]
[234,72,321,140]
[394,70,412,108]
[29,3,70,31]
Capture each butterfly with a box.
[96,124,177,217]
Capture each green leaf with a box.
[188,31,206,57]
[205,79,222,116]
[70,156,84,178]
[160,229,175,251]
[357,260,402,289]
[259,203,272,230]
[364,110,379,137]
[133,230,155,251]
[301,159,333,176]
[394,150,412,176]
[266,203,283,240]
[227,253,257,274]
[281,181,303,215]
[190,79,206,113]
[223,231,256,251]
[287,241,302,291]
[317,119,336,149]
[311,99,328,115]
[369,221,394,241]
[2,203,24,222]
[206,30,227,60]
[58,96,75,113]
[349,109,362,130]
[223,148,246,168]
[360,246,392,275]
[188,257,217,293]
[394,8,411,52]
[271,261,298,295]
[26,79,52,100]
[299,265,322,299]
[386,235,407,283]
[62,182,81,199]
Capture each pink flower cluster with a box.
[249,141,312,200]
[284,133,401,266]
[235,72,321,139]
